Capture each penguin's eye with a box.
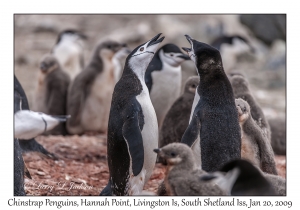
[140,47,144,51]
[170,54,174,57]
[107,45,111,49]
[170,152,176,157]
[191,84,196,88]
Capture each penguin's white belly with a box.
[53,44,82,80]
[81,72,114,132]
[189,87,200,123]
[129,88,158,195]
[150,66,181,127]
[191,134,202,169]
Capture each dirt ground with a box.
[23,135,285,196]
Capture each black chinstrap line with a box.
[131,51,154,57]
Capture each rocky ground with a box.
[23,135,285,196]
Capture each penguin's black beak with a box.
[147,33,165,47]
[185,34,193,45]
[153,148,161,154]
[178,54,191,60]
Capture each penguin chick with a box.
[235,98,277,175]
[112,44,131,83]
[220,159,277,195]
[229,74,271,141]
[14,110,70,139]
[100,34,164,196]
[34,54,70,135]
[67,41,126,135]
[159,76,199,149]
[211,35,255,72]
[145,43,190,128]
[268,117,286,155]
[52,29,87,81]
[154,143,227,196]
[181,35,241,171]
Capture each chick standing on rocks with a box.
[235,98,277,175]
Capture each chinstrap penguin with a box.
[67,41,126,135]
[154,143,235,196]
[33,54,70,135]
[159,76,199,149]
[145,43,190,128]
[14,75,56,159]
[229,73,271,141]
[181,35,241,171]
[52,29,87,81]
[100,33,164,196]
[235,98,277,175]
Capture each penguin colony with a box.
[15,28,286,196]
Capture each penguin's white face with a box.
[221,38,251,56]
[129,34,164,78]
[159,50,188,67]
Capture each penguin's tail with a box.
[99,181,112,196]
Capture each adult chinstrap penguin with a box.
[100,33,164,196]
[67,41,126,135]
[181,35,241,172]
[145,43,190,128]
[52,29,87,81]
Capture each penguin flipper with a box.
[122,113,144,176]
[99,180,112,196]
[181,115,201,147]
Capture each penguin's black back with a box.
[105,64,144,195]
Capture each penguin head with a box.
[235,98,250,123]
[158,44,190,67]
[154,143,195,167]
[56,29,87,45]
[95,41,127,61]
[184,76,199,94]
[39,54,60,74]
[127,33,165,73]
[182,34,223,75]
